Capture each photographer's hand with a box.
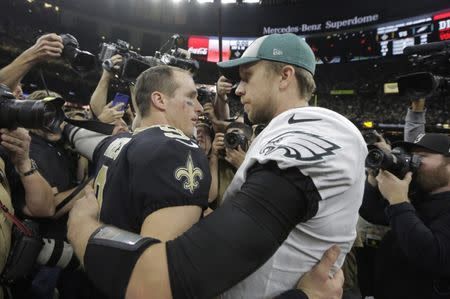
[0,128,32,173]
[203,103,218,123]
[102,54,123,78]
[97,102,125,124]
[376,170,412,205]
[1,128,56,217]
[211,133,225,157]
[216,76,233,99]
[22,33,64,63]
[373,131,391,152]
[225,146,246,168]
[0,33,63,91]
[214,76,232,121]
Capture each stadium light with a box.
[44,2,52,8]
[197,0,214,3]
[221,0,237,3]
[243,0,259,2]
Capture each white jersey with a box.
[220,107,367,299]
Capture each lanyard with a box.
[0,201,32,237]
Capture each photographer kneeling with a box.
[363,133,450,299]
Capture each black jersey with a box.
[92,125,211,233]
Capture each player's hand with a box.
[211,133,225,156]
[69,185,100,224]
[98,102,125,124]
[22,33,63,63]
[0,128,32,172]
[216,76,233,98]
[376,170,412,205]
[225,146,246,168]
[297,245,344,299]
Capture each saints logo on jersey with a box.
[175,152,204,194]
[260,130,341,161]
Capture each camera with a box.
[0,84,65,132]
[197,87,214,106]
[99,38,199,83]
[365,147,421,179]
[99,40,160,83]
[224,132,249,151]
[60,34,96,73]
[397,40,450,98]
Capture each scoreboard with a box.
[376,10,450,57]
[187,9,450,63]
[376,17,434,56]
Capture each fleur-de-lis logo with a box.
[175,152,203,194]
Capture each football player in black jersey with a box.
[90,65,210,239]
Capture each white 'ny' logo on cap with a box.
[273,49,283,56]
[414,133,425,143]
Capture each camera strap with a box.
[55,175,94,213]
[0,201,32,237]
[65,118,115,135]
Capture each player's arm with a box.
[140,206,202,242]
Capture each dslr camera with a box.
[365,147,421,179]
[0,84,65,132]
[197,87,215,106]
[224,132,249,151]
[99,38,199,83]
[397,40,450,98]
[60,34,96,73]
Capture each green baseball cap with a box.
[217,33,316,81]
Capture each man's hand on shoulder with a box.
[297,245,344,299]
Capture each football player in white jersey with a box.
[67,33,366,299]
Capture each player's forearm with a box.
[126,243,172,299]
[68,216,102,266]
[0,52,35,91]
[90,71,112,117]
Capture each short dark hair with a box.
[266,61,316,101]
[134,65,189,117]
[226,122,253,140]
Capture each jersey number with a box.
[94,165,108,212]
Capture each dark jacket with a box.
[373,191,450,299]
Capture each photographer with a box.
[361,133,450,299]
[0,34,63,93]
[209,122,254,206]
[89,54,132,124]
[0,127,57,298]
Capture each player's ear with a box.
[279,65,295,91]
[150,91,166,111]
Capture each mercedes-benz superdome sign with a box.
[262,14,380,35]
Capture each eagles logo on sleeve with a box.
[260,130,341,161]
[174,152,204,194]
